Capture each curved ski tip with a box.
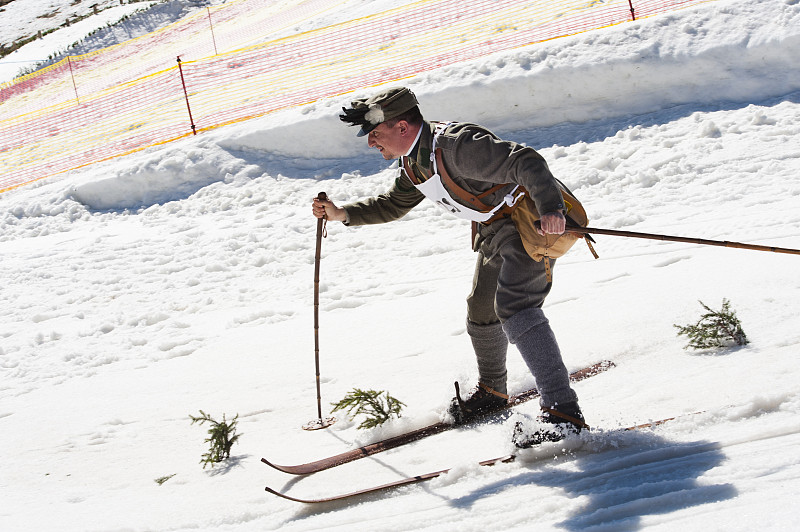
[261,457,315,475]
[265,485,314,503]
[261,457,293,472]
[260,457,290,471]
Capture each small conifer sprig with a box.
[189,410,241,469]
[674,299,749,350]
[331,389,406,430]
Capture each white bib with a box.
[414,172,523,223]
[409,121,523,222]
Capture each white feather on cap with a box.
[365,104,385,125]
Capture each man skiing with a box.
[311,86,587,446]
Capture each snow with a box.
[2,0,800,530]
[1,0,155,80]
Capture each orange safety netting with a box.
[0,0,712,193]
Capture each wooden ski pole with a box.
[304,192,336,431]
[567,225,800,256]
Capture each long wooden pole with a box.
[568,225,800,256]
[313,191,326,419]
[304,192,335,430]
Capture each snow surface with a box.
[1,0,156,81]
[2,0,800,530]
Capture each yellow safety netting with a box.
[0,0,713,193]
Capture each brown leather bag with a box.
[512,181,591,262]
[404,148,596,270]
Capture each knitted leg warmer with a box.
[502,307,578,407]
[467,319,509,396]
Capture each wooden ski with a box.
[262,360,614,475]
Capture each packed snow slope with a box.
[1,0,800,531]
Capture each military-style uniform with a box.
[341,120,579,408]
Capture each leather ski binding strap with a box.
[453,381,509,406]
[478,381,509,400]
[542,406,591,430]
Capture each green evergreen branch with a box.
[331,389,406,430]
[190,410,242,469]
[674,299,749,350]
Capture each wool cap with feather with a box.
[339,87,419,136]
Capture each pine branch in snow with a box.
[675,299,749,350]
[331,389,406,430]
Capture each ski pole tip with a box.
[302,416,336,431]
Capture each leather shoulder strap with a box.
[401,156,424,185]
[434,148,518,214]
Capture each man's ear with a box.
[396,120,409,136]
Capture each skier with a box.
[311,86,587,446]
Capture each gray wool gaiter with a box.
[502,307,578,407]
[467,319,509,395]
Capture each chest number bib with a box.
[402,123,523,223]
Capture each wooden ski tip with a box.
[260,456,316,475]
[265,485,317,503]
[302,416,336,431]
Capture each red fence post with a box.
[67,56,80,105]
[207,7,219,55]
[627,0,636,21]
[176,56,197,135]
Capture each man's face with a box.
[367,120,411,160]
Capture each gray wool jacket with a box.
[343,121,565,232]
